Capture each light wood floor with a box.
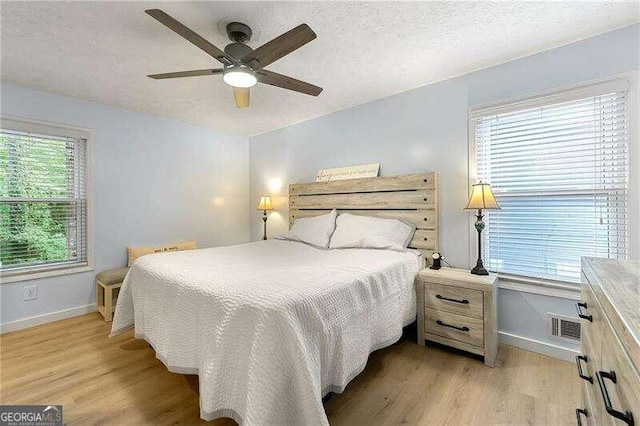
[1,313,579,425]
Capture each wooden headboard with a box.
[289,172,438,261]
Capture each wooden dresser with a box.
[416,267,498,367]
[578,258,640,426]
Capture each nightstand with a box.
[416,267,498,367]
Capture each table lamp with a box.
[257,195,274,240]
[464,182,500,275]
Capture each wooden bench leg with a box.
[104,286,113,322]
[96,280,106,321]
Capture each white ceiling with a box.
[1,2,638,136]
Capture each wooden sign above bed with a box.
[315,163,380,182]
[289,172,438,261]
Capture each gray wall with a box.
[249,24,640,354]
[1,83,250,327]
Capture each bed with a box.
[111,172,439,425]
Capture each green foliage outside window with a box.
[0,134,72,268]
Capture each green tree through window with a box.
[0,125,88,274]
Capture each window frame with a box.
[0,116,94,283]
[467,73,638,296]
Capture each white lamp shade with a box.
[257,195,274,211]
[464,182,500,210]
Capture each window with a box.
[0,118,91,281]
[471,79,630,284]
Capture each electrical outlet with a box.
[24,285,37,301]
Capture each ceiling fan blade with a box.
[148,69,223,79]
[257,70,322,96]
[233,87,250,108]
[242,24,316,69]
[145,9,234,65]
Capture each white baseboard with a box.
[499,331,579,362]
[1,304,97,334]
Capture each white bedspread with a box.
[111,240,421,425]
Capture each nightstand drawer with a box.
[423,282,483,319]
[425,307,484,347]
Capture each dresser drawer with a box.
[580,347,607,425]
[580,283,605,372]
[580,381,597,426]
[423,281,483,319]
[577,327,597,387]
[598,329,640,426]
[425,307,484,347]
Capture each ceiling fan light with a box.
[223,66,257,88]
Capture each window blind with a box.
[0,127,88,276]
[473,81,629,284]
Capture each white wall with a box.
[1,83,250,330]
[249,24,640,357]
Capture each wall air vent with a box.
[547,313,581,342]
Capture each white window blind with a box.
[0,122,89,278]
[472,80,629,284]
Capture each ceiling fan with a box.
[145,9,323,108]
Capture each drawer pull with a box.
[576,408,588,426]
[576,302,593,322]
[436,320,469,332]
[436,294,470,304]
[596,370,635,425]
[575,355,593,383]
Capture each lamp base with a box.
[262,213,268,240]
[471,210,489,275]
[470,260,489,276]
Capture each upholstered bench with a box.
[95,267,129,322]
[95,241,197,322]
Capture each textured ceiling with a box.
[1,1,638,136]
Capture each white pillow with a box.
[329,213,416,251]
[279,209,337,248]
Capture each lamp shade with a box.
[257,195,274,211]
[464,182,501,210]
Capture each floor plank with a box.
[0,313,579,425]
